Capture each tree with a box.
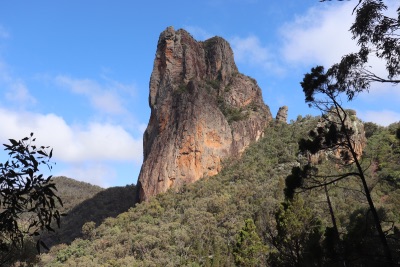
[297,1,400,264]
[287,66,395,265]
[343,207,398,265]
[0,133,62,265]
[319,0,400,101]
[81,221,96,240]
[233,218,267,267]
[266,196,323,267]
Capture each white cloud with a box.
[280,1,400,122]
[281,1,399,69]
[0,107,143,164]
[358,110,400,126]
[231,35,284,74]
[280,2,357,67]
[55,75,135,115]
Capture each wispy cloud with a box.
[231,35,284,74]
[280,1,399,69]
[358,110,400,126]
[55,75,135,115]
[183,26,213,41]
[5,81,37,105]
[0,25,10,39]
[360,80,400,102]
[0,63,142,187]
[0,61,37,107]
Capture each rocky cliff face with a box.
[137,27,272,201]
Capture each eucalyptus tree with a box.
[0,133,62,265]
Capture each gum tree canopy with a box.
[0,133,62,264]
[321,0,400,100]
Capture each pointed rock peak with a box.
[149,27,240,106]
[138,27,272,201]
[201,35,238,81]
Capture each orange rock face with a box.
[137,27,272,201]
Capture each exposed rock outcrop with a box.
[137,27,272,201]
[307,109,367,163]
[276,106,288,123]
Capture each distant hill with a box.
[51,176,104,212]
[41,177,137,248]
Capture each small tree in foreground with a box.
[0,133,62,265]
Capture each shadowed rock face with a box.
[137,27,272,201]
[276,106,288,123]
[307,109,367,164]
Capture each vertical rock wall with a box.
[137,27,272,201]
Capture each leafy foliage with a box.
[267,196,323,266]
[233,218,267,267]
[0,134,62,265]
[320,0,400,100]
[299,60,396,264]
[41,182,137,248]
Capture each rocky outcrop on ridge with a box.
[137,27,272,201]
[307,109,367,164]
[276,106,288,123]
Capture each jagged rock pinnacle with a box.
[137,27,272,201]
[276,106,288,123]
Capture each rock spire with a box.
[137,27,272,201]
[276,106,288,123]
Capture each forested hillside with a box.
[41,178,136,248]
[35,117,400,266]
[4,177,136,266]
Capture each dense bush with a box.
[36,118,400,266]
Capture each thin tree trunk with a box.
[324,184,347,267]
[334,102,394,266]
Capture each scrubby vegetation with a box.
[32,117,399,266]
[41,179,137,248]
[6,177,136,266]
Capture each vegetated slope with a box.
[8,178,137,266]
[42,181,137,248]
[38,118,400,266]
[51,176,104,212]
[3,177,104,265]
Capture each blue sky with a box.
[0,0,399,187]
